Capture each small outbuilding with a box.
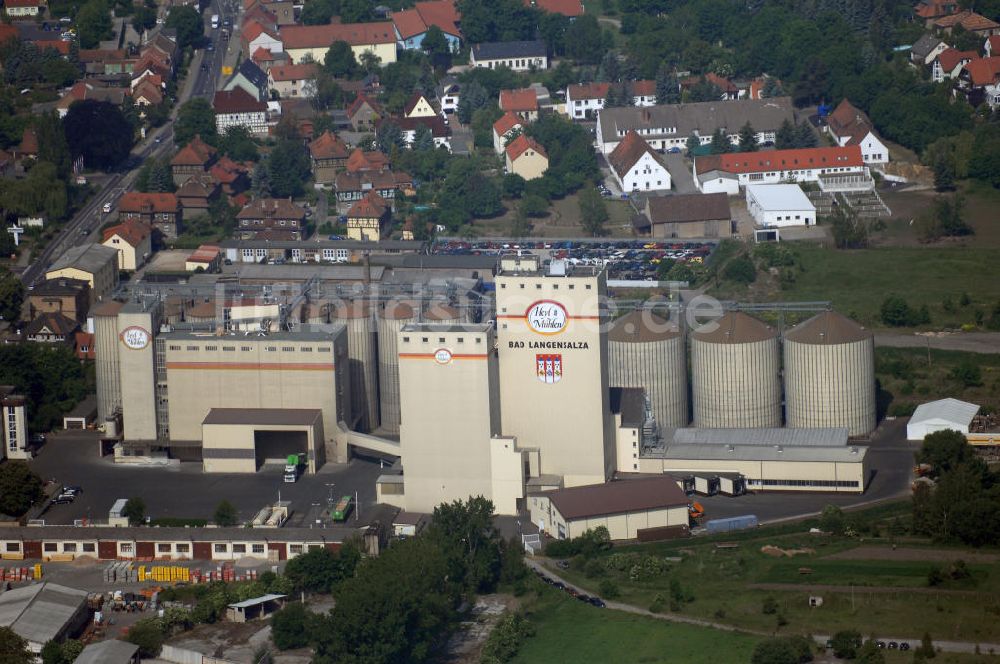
[745,184,816,228]
[0,582,90,656]
[226,594,287,623]
[74,639,140,664]
[529,475,689,541]
[907,398,980,441]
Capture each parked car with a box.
[589,597,606,608]
[52,494,74,505]
[61,485,83,495]
[102,202,112,213]
[667,147,682,153]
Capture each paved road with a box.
[19,0,233,288]
[875,331,1000,355]
[527,559,1000,654]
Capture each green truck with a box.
[331,495,353,522]
[283,453,304,483]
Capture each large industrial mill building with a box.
[93,254,879,525]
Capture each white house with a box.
[213,89,268,136]
[907,398,980,441]
[245,23,283,56]
[470,40,548,71]
[608,131,671,193]
[694,145,867,195]
[932,48,977,82]
[566,82,609,120]
[437,77,460,114]
[745,184,816,228]
[4,0,44,17]
[492,111,523,156]
[825,99,890,165]
[910,33,948,66]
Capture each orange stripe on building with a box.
[495,315,601,320]
[166,362,335,371]
[397,353,488,360]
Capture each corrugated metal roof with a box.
[672,427,849,447]
[75,639,140,664]
[228,593,287,609]
[909,398,979,427]
[784,310,871,345]
[0,582,88,645]
[690,311,776,344]
[661,443,868,463]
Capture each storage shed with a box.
[226,594,287,623]
[745,184,815,228]
[907,398,980,441]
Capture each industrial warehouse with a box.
[92,253,878,537]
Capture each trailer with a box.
[676,476,696,495]
[704,514,758,534]
[717,473,746,497]
[693,475,720,496]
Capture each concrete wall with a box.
[118,308,160,441]
[164,330,347,448]
[94,311,122,422]
[637,456,868,493]
[496,268,614,487]
[528,495,687,540]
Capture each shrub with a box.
[125,619,166,658]
[598,579,619,599]
[723,255,756,284]
[271,603,314,651]
[830,630,862,659]
[480,611,533,664]
[762,596,779,615]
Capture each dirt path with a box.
[874,331,1000,354]
[823,546,1000,563]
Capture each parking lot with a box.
[432,238,716,280]
[28,431,385,528]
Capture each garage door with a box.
[22,541,41,559]
[136,542,155,558]
[268,543,286,561]
[98,541,117,559]
[193,542,212,560]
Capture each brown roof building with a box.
[24,312,80,345]
[27,278,90,323]
[236,198,307,240]
[308,131,351,184]
[641,193,732,239]
[117,192,182,238]
[171,136,218,186]
[346,190,391,242]
[334,169,412,203]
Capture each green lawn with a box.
[512,584,760,664]
[729,243,1000,329]
[876,347,1000,414]
[542,503,1000,644]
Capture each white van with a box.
[211,14,220,29]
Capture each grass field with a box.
[512,584,760,664]
[709,241,1000,329]
[471,192,635,238]
[876,347,1000,414]
[542,503,1000,644]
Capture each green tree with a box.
[775,119,796,150]
[283,542,362,593]
[76,0,113,49]
[421,25,449,56]
[359,51,381,74]
[480,612,533,663]
[932,153,955,192]
[456,80,489,125]
[710,128,731,154]
[793,121,817,148]
[688,78,723,102]
[519,194,548,218]
[324,41,357,78]
[579,187,609,236]
[723,255,756,284]
[916,632,936,659]
[271,603,315,650]
[738,122,757,152]
[951,361,982,387]
[34,113,71,179]
[218,126,259,162]
[830,630,862,659]
[166,5,204,49]
[502,173,526,199]
[0,270,25,324]
[133,5,157,30]
[340,0,374,22]
[122,497,147,525]
[213,500,238,527]
[301,0,336,25]
[818,504,846,534]
[916,429,975,476]
[268,140,311,198]
[252,156,272,198]
[63,100,133,170]
[125,618,165,658]
[564,14,603,64]
[412,125,435,152]
[429,496,502,593]
[751,636,813,664]
[175,98,218,147]
[686,134,700,153]
[0,627,31,664]
[655,65,680,104]
[0,462,42,517]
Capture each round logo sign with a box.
[120,326,150,350]
[433,348,453,364]
[525,300,568,335]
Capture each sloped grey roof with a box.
[909,398,979,427]
[0,582,88,645]
[75,639,140,664]
[598,97,794,143]
[911,34,944,59]
[661,443,868,463]
[47,243,117,275]
[472,40,547,61]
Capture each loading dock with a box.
[201,408,324,474]
[694,475,720,496]
[717,473,746,496]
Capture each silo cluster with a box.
[783,311,876,436]
[377,300,415,435]
[690,311,783,428]
[334,302,379,433]
[608,310,688,430]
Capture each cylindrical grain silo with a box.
[783,310,876,436]
[335,302,379,433]
[377,300,415,435]
[608,309,688,429]
[691,311,781,428]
